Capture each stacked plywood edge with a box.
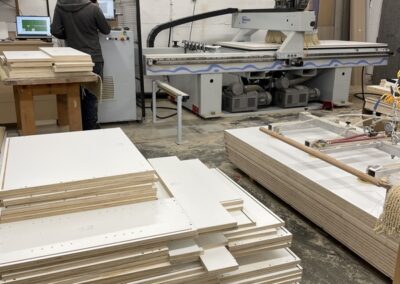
[0,51,54,79]
[0,128,157,223]
[225,123,399,279]
[40,47,94,73]
[0,128,302,283]
[0,47,93,79]
[148,156,302,284]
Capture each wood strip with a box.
[200,247,238,274]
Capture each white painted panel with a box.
[2,128,154,189]
[226,126,388,219]
[149,156,237,232]
[0,198,194,267]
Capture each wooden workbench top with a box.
[2,74,98,86]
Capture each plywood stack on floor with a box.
[149,156,302,283]
[0,128,158,223]
[0,51,53,79]
[40,47,94,73]
[0,127,302,283]
[0,199,198,284]
[225,125,400,279]
[1,156,302,283]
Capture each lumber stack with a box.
[0,148,302,283]
[0,51,53,78]
[40,47,94,73]
[0,47,94,79]
[225,125,400,279]
[0,128,158,223]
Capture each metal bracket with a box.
[152,81,189,145]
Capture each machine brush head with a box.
[265,30,320,47]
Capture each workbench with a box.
[1,74,97,135]
[0,39,53,124]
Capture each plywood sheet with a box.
[3,51,52,62]
[220,248,300,280]
[2,128,154,190]
[149,157,237,233]
[40,47,91,62]
[0,198,195,270]
[211,169,284,229]
[168,239,201,259]
[200,247,238,274]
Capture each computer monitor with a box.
[98,0,115,20]
[16,16,51,39]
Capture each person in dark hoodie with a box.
[51,0,111,130]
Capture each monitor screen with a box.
[98,0,115,20]
[16,16,51,38]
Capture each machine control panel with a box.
[105,31,130,41]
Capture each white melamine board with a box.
[225,127,387,219]
[39,47,92,61]
[149,157,237,232]
[226,266,302,284]
[212,169,284,228]
[168,239,201,258]
[3,51,52,62]
[179,159,242,204]
[230,210,254,227]
[2,128,154,190]
[200,247,238,273]
[196,233,228,249]
[0,198,195,268]
[221,248,300,279]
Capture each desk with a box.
[2,75,97,135]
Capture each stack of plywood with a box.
[225,123,400,279]
[0,128,158,223]
[0,51,54,79]
[40,47,94,73]
[0,48,94,79]
[0,134,302,284]
[148,156,302,283]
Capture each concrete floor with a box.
[106,99,391,284]
[5,98,391,283]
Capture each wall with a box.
[137,0,275,47]
[0,0,48,33]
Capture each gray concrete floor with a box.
[104,98,391,284]
[5,97,391,283]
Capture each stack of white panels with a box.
[225,125,399,279]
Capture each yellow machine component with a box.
[381,71,400,108]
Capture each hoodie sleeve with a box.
[50,7,66,39]
[95,6,111,35]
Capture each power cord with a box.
[145,90,178,120]
[352,66,381,101]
